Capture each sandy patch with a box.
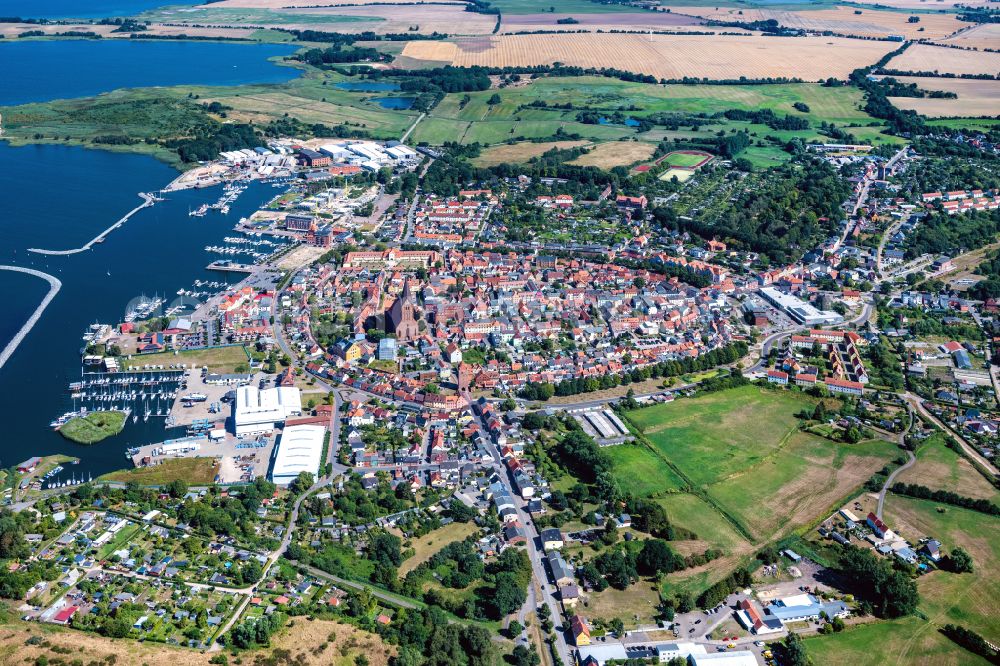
[276,244,331,270]
[660,168,694,182]
[568,141,656,168]
[472,140,590,166]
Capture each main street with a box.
[471,407,574,666]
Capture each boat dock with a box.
[61,369,188,426]
[206,260,255,273]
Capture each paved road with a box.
[297,563,422,609]
[877,449,916,519]
[903,393,999,477]
[876,400,916,518]
[471,409,573,665]
[400,112,426,143]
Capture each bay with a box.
[0,39,298,106]
[0,0,188,19]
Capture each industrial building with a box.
[270,424,326,485]
[764,593,849,624]
[316,141,419,170]
[233,385,302,436]
[760,287,843,326]
[576,641,706,665]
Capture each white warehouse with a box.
[270,424,326,485]
[233,385,302,436]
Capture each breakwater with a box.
[28,193,156,255]
[0,266,62,371]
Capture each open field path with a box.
[877,450,916,519]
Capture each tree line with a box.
[890,482,1000,516]
[519,342,749,400]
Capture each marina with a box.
[190,182,247,216]
[124,295,165,323]
[0,142,287,480]
[61,369,186,426]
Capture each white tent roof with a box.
[271,424,325,484]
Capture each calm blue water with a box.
[335,81,400,92]
[0,0,186,19]
[0,40,298,105]
[598,117,640,127]
[0,271,48,351]
[374,96,415,109]
[0,143,280,479]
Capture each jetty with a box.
[27,192,158,256]
[0,266,62,371]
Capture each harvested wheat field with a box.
[142,24,263,38]
[473,140,590,166]
[569,141,656,168]
[840,0,992,8]
[284,4,497,34]
[499,11,708,32]
[934,22,1000,51]
[888,76,1000,117]
[403,33,897,81]
[402,40,460,62]
[670,5,965,40]
[887,43,1000,76]
[0,22,259,39]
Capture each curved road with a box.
[28,193,155,255]
[903,393,999,477]
[0,265,62,371]
[877,449,916,518]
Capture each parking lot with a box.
[167,368,246,428]
[129,424,275,485]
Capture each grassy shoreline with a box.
[59,410,127,444]
[98,457,220,485]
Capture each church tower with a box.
[386,281,420,342]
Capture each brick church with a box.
[386,281,420,342]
